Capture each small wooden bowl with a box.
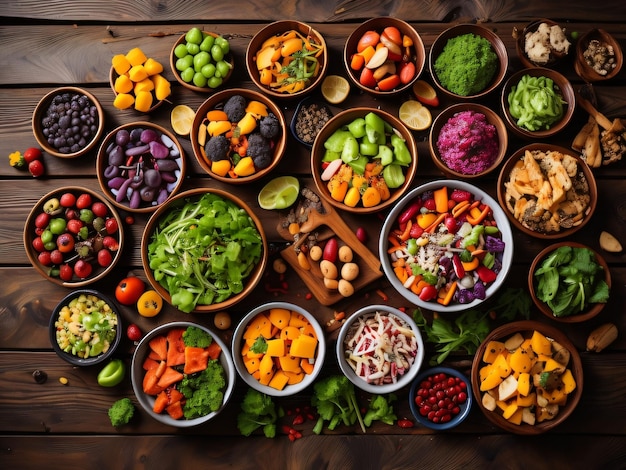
[497,144,597,239]
[109,66,165,113]
[190,88,286,184]
[310,107,418,214]
[514,19,572,69]
[471,320,583,435]
[501,67,575,140]
[32,87,104,159]
[170,30,234,93]
[429,24,508,100]
[574,28,623,82]
[141,188,268,313]
[529,242,611,323]
[343,16,426,96]
[429,103,508,178]
[246,20,327,99]
[96,121,186,213]
[24,186,124,287]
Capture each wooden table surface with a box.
[2,2,626,469]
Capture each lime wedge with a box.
[258,176,300,210]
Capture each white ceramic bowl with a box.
[336,305,425,394]
[379,180,514,313]
[232,302,326,397]
[130,321,236,427]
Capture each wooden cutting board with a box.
[278,191,382,306]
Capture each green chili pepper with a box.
[347,118,367,139]
[376,144,394,166]
[364,112,386,145]
[324,129,352,153]
[341,135,360,162]
[382,164,405,189]
[390,134,412,166]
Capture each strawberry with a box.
[28,159,45,177]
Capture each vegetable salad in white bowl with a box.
[336,305,425,394]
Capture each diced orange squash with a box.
[502,402,519,420]
[166,328,186,366]
[530,330,552,356]
[480,365,504,391]
[142,357,160,371]
[301,322,317,340]
[153,390,170,413]
[245,100,268,117]
[148,335,168,361]
[206,342,222,360]
[134,90,153,112]
[258,354,274,385]
[208,119,232,136]
[126,47,148,66]
[493,353,511,377]
[233,156,255,177]
[517,372,531,396]
[289,313,309,328]
[112,53,132,75]
[268,370,290,391]
[300,358,315,375]
[540,388,567,406]
[211,159,232,177]
[269,308,291,329]
[156,366,184,389]
[128,64,148,82]
[114,74,134,94]
[508,347,533,373]
[543,358,564,373]
[507,407,523,425]
[244,356,261,374]
[183,346,210,374]
[278,355,301,373]
[266,338,286,357]
[143,57,164,76]
[244,314,273,341]
[482,341,506,364]
[113,93,134,110]
[284,370,305,385]
[495,399,509,412]
[561,369,577,394]
[256,45,278,70]
[152,74,171,100]
[166,400,184,420]
[134,77,155,93]
[516,391,536,407]
[142,367,165,395]
[280,326,301,341]
[290,334,318,359]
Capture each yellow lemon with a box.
[399,100,432,131]
[170,104,196,136]
[321,75,350,104]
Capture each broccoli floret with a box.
[237,388,278,438]
[223,94,247,122]
[246,132,272,170]
[363,394,397,427]
[182,326,213,348]
[311,375,365,434]
[180,359,227,419]
[259,113,281,139]
[108,397,135,427]
[205,135,231,162]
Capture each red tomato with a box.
[357,30,380,53]
[59,192,76,207]
[66,219,84,234]
[97,249,113,267]
[59,264,73,281]
[382,26,402,46]
[73,259,93,279]
[115,276,146,305]
[28,160,44,177]
[35,212,50,229]
[105,217,119,234]
[91,202,108,218]
[418,284,438,302]
[23,147,43,163]
[76,193,92,209]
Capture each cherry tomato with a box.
[418,284,438,302]
[91,201,108,218]
[38,251,52,266]
[359,67,377,88]
[73,259,93,279]
[323,237,339,263]
[35,212,50,229]
[105,217,119,234]
[28,160,44,177]
[59,192,77,207]
[357,30,380,53]
[115,276,146,305]
[76,193,92,209]
[23,147,43,163]
[377,74,401,91]
[126,324,142,342]
[97,249,113,267]
[136,289,163,317]
[59,264,73,281]
[398,61,416,85]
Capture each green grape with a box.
[201,63,216,79]
[200,35,215,52]
[193,72,208,88]
[208,76,223,89]
[174,43,188,59]
[185,27,203,45]
[180,67,195,83]
[175,55,193,72]
[210,44,224,62]
[186,42,200,55]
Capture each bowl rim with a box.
[246,20,328,99]
[408,366,473,430]
[470,319,583,434]
[429,102,509,178]
[574,28,623,82]
[429,23,508,100]
[500,67,576,139]
[496,143,597,239]
[310,106,418,214]
[96,121,186,213]
[130,321,236,427]
[189,87,287,184]
[32,86,105,159]
[49,288,122,366]
[336,304,425,394]
[343,16,426,96]
[379,179,514,312]
[140,187,268,313]
[528,241,611,323]
[169,30,234,93]
[289,96,334,149]
[23,185,125,287]
[231,301,326,397]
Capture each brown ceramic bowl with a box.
[32,87,104,159]
[24,186,124,287]
[501,67,575,140]
[190,88,286,184]
[96,121,186,213]
[141,188,268,313]
[429,103,508,178]
[471,320,583,435]
[343,16,426,96]
[529,242,611,323]
[574,28,623,82]
[246,20,327,99]
[429,24,508,100]
[497,143,597,239]
[310,107,418,214]
[170,30,234,93]
[514,19,572,69]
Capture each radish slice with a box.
[321,158,343,181]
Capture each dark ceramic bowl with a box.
[574,28,623,82]
[515,19,572,69]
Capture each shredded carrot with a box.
[466,205,491,225]
[437,282,457,306]
[451,200,470,218]
[399,220,413,241]
[388,235,401,247]
[376,289,389,301]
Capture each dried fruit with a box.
[586,323,618,352]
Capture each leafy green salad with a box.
[147,192,264,313]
